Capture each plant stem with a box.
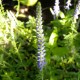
[16,0,20,16]
[42,69,43,80]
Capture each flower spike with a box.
[36,2,46,71]
[73,0,80,23]
[65,0,72,10]
[53,0,60,17]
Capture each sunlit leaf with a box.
[49,28,58,46]
[68,57,74,63]
[20,0,38,6]
[49,32,58,45]
[59,19,66,25]
[59,11,65,18]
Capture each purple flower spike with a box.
[53,0,60,17]
[36,2,46,71]
[73,0,80,22]
[65,0,72,10]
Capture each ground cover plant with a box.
[0,0,80,80]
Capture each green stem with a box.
[16,0,20,16]
[41,69,43,80]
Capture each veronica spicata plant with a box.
[70,0,80,32]
[73,0,80,23]
[53,0,60,18]
[65,0,72,10]
[36,2,46,71]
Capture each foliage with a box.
[0,0,80,80]
[19,0,38,6]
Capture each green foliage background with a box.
[0,0,80,80]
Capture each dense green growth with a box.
[0,0,80,80]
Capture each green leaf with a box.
[59,11,65,19]
[49,27,58,46]
[20,0,37,6]
[53,47,69,56]
[49,32,58,45]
